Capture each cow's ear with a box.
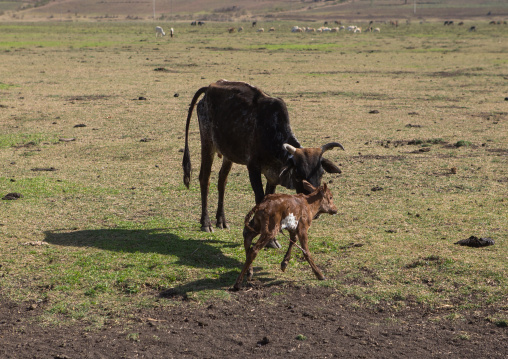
[321,157,341,174]
[302,180,316,193]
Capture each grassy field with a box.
[0,20,507,329]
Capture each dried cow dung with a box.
[2,192,23,200]
[454,236,494,248]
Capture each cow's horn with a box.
[283,143,297,155]
[321,142,345,153]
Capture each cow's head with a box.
[279,142,344,194]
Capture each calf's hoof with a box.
[265,239,282,249]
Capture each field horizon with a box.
[2,0,508,23]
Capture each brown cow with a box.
[182,80,344,239]
[233,180,337,290]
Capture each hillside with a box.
[2,0,508,23]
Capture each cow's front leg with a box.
[216,158,233,229]
[247,166,265,204]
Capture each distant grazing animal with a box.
[468,26,476,32]
[269,27,275,32]
[155,26,165,37]
[182,80,344,237]
[257,28,264,32]
[238,27,243,32]
[374,27,381,33]
[233,181,338,290]
[252,21,257,27]
[170,28,174,38]
[198,21,205,26]
[228,27,235,33]
[191,21,197,26]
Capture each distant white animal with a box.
[155,26,165,38]
[257,28,264,32]
[170,28,174,38]
[374,27,381,33]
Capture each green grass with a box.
[0,20,507,328]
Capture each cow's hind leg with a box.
[199,143,215,232]
[216,157,233,229]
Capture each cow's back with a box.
[197,80,295,165]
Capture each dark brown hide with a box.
[182,80,344,232]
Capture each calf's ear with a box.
[321,158,342,174]
[302,180,316,193]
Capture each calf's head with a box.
[280,142,344,194]
[302,180,338,217]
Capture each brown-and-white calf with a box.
[233,181,337,290]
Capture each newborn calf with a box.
[233,181,337,290]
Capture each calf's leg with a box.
[233,233,271,290]
[242,225,258,281]
[281,234,296,272]
[298,232,325,280]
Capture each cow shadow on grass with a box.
[44,228,277,295]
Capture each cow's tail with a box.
[183,86,208,188]
[244,204,260,233]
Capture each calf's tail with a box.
[244,204,260,233]
[182,86,208,188]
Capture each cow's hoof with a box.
[232,284,241,291]
[200,225,214,233]
[216,221,230,230]
[281,261,288,272]
[266,240,282,249]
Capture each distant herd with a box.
[155,19,504,38]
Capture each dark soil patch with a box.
[1,285,506,358]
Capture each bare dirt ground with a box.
[1,285,506,358]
